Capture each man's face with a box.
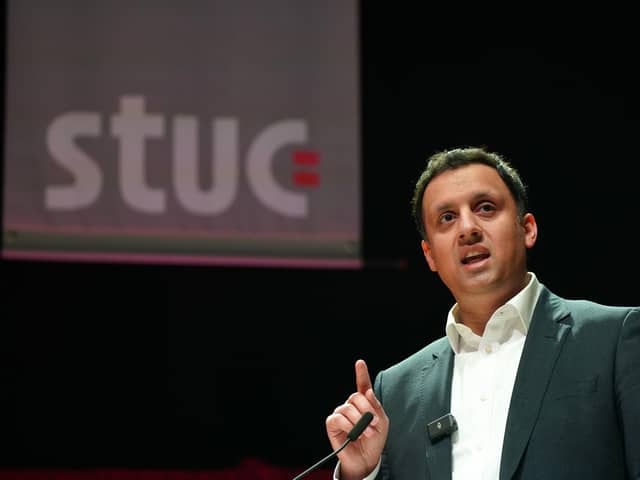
[420,163,537,301]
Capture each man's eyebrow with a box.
[432,201,453,214]
[430,190,496,214]
[470,190,496,202]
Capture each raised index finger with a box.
[355,359,372,394]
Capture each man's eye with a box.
[478,203,496,213]
[439,212,455,223]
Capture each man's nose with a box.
[457,211,482,244]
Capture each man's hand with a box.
[325,359,389,480]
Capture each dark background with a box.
[1,3,638,471]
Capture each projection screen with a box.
[2,1,361,268]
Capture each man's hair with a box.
[410,146,529,240]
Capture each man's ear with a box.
[522,213,538,249]
[421,239,437,272]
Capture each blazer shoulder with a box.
[374,336,452,406]
[380,336,450,379]
[540,286,639,325]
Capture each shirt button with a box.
[480,394,488,402]
[484,345,492,354]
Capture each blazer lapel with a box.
[499,288,571,480]
[422,342,455,480]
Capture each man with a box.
[325,147,640,479]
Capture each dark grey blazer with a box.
[373,287,640,479]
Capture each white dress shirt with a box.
[335,273,542,480]
[448,272,542,480]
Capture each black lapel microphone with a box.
[291,411,374,480]
[427,413,458,443]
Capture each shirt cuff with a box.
[333,458,381,480]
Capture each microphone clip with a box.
[427,413,458,443]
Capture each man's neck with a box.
[455,275,530,336]
[456,302,500,336]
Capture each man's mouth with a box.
[461,252,490,265]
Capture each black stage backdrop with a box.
[1,3,639,472]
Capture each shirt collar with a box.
[445,272,543,354]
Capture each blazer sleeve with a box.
[616,307,640,478]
